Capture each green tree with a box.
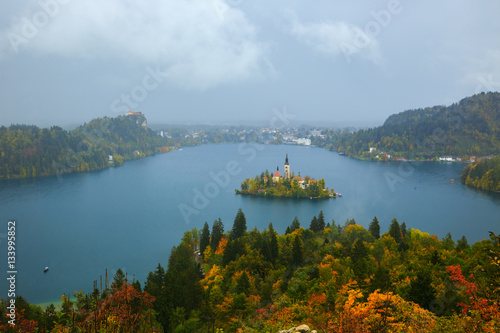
[401,221,407,238]
[222,239,236,266]
[317,210,326,231]
[200,221,210,258]
[370,265,391,292]
[144,263,165,296]
[441,232,455,250]
[112,268,126,291]
[268,223,279,264]
[456,235,470,252]
[132,280,142,292]
[309,216,319,232]
[43,303,57,332]
[408,269,436,310]
[292,235,303,266]
[235,272,251,295]
[369,216,381,239]
[290,216,300,232]
[145,264,168,330]
[211,218,224,252]
[388,218,402,244]
[164,242,204,331]
[231,208,247,240]
[351,239,369,281]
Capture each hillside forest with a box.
[2,209,500,332]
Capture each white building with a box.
[295,138,311,146]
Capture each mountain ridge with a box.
[334,92,500,159]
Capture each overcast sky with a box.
[1,0,499,128]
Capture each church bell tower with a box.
[284,154,290,180]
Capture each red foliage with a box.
[446,265,499,321]
[0,309,38,333]
[79,283,158,332]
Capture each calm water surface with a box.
[1,144,499,304]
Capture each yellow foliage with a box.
[215,237,228,255]
[203,245,213,262]
[247,294,261,309]
[346,224,365,234]
[332,287,436,333]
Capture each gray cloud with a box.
[1,0,271,89]
[286,10,381,65]
[1,0,500,126]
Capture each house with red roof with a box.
[272,167,282,183]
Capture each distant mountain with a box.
[335,92,500,159]
[0,114,172,179]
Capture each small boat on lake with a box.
[43,267,49,273]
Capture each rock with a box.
[311,331,317,333]
[295,325,310,332]
[278,325,311,333]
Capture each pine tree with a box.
[351,239,369,280]
[291,216,300,232]
[369,216,381,239]
[112,268,126,291]
[222,239,235,266]
[309,216,319,232]
[211,218,224,251]
[285,226,291,234]
[200,221,210,257]
[231,208,247,240]
[164,243,204,330]
[388,218,402,243]
[132,280,142,292]
[408,269,436,310]
[144,263,164,297]
[292,235,303,266]
[456,235,469,252]
[236,272,251,295]
[317,210,326,231]
[401,221,407,238]
[261,235,272,263]
[268,223,279,263]
[370,265,391,292]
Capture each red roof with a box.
[273,170,281,178]
[293,176,304,181]
[126,111,142,116]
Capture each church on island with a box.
[271,154,316,190]
[236,154,337,198]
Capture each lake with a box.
[1,143,499,304]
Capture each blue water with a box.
[1,143,499,304]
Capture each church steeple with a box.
[284,154,290,180]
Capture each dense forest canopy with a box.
[333,92,500,159]
[0,115,172,179]
[3,210,499,332]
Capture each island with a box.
[235,154,338,198]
